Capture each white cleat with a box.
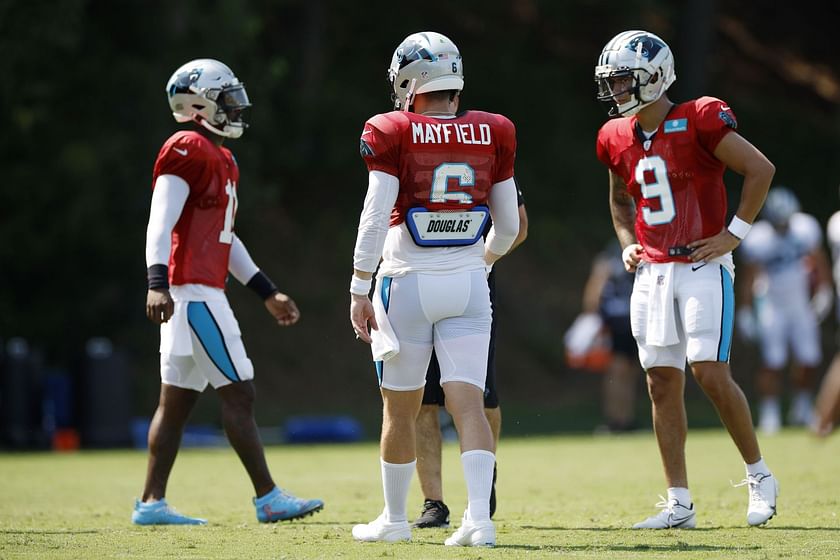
[632,497,696,529]
[738,473,779,526]
[444,513,496,547]
[352,513,411,543]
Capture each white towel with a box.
[645,262,680,346]
[370,286,400,362]
[563,312,604,359]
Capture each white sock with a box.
[746,457,770,477]
[381,458,415,523]
[760,397,781,411]
[667,487,692,507]
[461,449,495,522]
[793,390,813,407]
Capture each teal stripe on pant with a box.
[717,267,735,362]
[187,302,241,382]
[374,277,392,387]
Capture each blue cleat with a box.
[254,487,324,522]
[132,499,207,525]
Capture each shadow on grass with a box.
[493,543,759,552]
[759,526,840,531]
[520,525,721,531]
[520,524,840,532]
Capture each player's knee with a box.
[219,380,256,413]
[646,369,679,401]
[444,397,484,424]
[691,363,732,397]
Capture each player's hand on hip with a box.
[146,289,174,324]
[622,243,644,273]
[350,294,377,344]
[264,292,301,326]
[687,227,739,262]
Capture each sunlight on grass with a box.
[1,429,839,558]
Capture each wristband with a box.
[727,215,752,240]
[147,264,169,290]
[247,270,279,300]
[349,275,372,296]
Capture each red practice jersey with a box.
[152,130,239,288]
[360,110,516,226]
[596,96,737,262]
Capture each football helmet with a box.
[388,32,464,111]
[762,186,800,226]
[166,59,251,138]
[595,30,676,117]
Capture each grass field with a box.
[1,429,839,559]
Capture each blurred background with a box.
[1,0,838,449]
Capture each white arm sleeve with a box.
[228,235,260,285]
[485,177,520,256]
[353,170,399,273]
[145,174,189,267]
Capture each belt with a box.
[667,246,694,257]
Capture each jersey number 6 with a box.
[430,162,474,204]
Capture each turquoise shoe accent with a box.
[254,487,324,522]
[132,499,207,525]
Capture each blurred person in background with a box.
[595,30,778,529]
[349,31,519,547]
[413,189,527,529]
[814,193,840,436]
[580,240,641,433]
[135,59,323,526]
[736,186,833,434]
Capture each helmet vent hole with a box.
[399,80,409,89]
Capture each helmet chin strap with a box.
[618,74,658,116]
[402,78,417,112]
[195,115,243,139]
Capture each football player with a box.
[814,196,840,436]
[582,240,641,433]
[413,184,527,529]
[595,30,779,528]
[134,59,323,525]
[349,32,520,547]
[737,186,833,434]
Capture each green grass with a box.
[1,429,839,559]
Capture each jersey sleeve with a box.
[828,211,840,246]
[791,213,823,251]
[153,135,206,193]
[739,221,773,263]
[694,96,738,154]
[595,123,618,171]
[494,116,516,183]
[360,114,401,176]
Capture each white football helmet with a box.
[595,30,676,117]
[763,186,800,226]
[388,32,464,110]
[166,59,251,138]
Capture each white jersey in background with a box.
[740,212,823,369]
[741,213,822,309]
[828,212,840,319]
